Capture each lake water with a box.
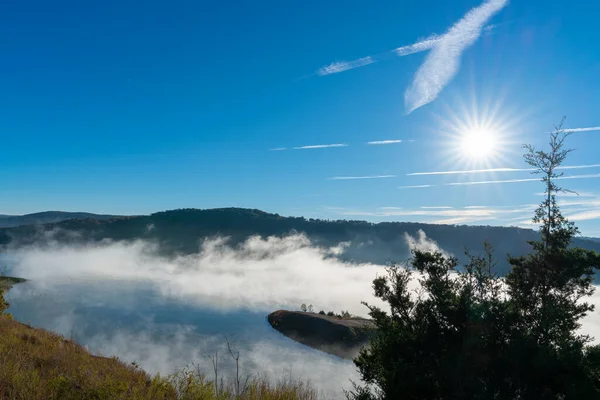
[6,281,361,399]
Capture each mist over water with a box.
[4,232,600,399]
[7,282,360,399]
[3,233,401,399]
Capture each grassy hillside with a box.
[0,316,317,399]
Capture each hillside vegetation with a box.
[0,315,317,400]
[0,212,121,229]
[2,208,599,275]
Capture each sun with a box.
[459,128,498,161]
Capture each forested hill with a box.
[0,211,120,228]
[1,207,599,275]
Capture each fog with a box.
[4,231,600,399]
[3,232,413,398]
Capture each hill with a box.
[0,211,121,228]
[1,207,599,275]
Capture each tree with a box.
[300,303,307,312]
[504,119,600,397]
[348,121,600,399]
[0,267,11,318]
[308,304,314,313]
[0,287,8,316]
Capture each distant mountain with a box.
[0,211,121,228]
[0,207,599,276]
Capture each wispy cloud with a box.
[315,22,495,78]
[325,204,538,226]
[447,177,539,186]
[536,191,597,198]
[408,163,600,176]
[366,139,404,145]
[567,210,600,222]
[409,167,524,176]
[449,173,600,186]
[317,57,375,76]
[404,0,508,113]
[268,147,287,151]
[559,126,600,133]
[394,34,441,56]
[399,184,434,189]
[400,173,600,189]
[329,175,397,180]
[293,143,348,150]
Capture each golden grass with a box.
[0,316,318,400]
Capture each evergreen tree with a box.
[348,121,600,399]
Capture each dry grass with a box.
[0,316,318,400]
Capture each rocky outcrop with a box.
[267,310,375,360]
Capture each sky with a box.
[1,0,599,236]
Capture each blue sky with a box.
[1,0,599,236]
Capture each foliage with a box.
[0,288,9,317]
[0,272,23,318]
[348,122,600,399]
[2,206,599,276]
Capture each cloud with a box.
[399,173,600,189]
[536,191,597,198]
[335,207,500,219]
[315,22,493,79]
[446,173,600,187]
[399,184,434,189]
[324,203,543,230]
[565,209,600,222]
[446,177,543,186]
[315,34,438,77]
[317,57,375,76]
[408,164,600,176]
[293,144,348,150]
[6,235,386,316]
[404,0,508,113]
[329,175,397,180]
[394,34,441,56]
[559,126,600,133]
[269,147,287,151]
[2,234,430,398]
[315,21,499,79]
[408,167,524,176]
[6,232,600,398]
[366,140,404,145]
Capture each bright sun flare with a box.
[459,128,498,160]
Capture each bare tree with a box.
[226,335,241,398]
[206,350,219,396]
